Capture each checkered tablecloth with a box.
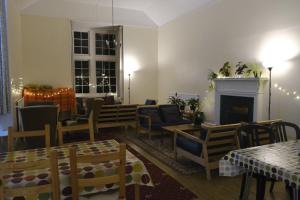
[0,140,153,200]
[219,140,300,188]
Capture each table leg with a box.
[242,171,252,200]
[134,184,140,200]
[256,175,266,200]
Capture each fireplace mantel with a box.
[214,78,268,124]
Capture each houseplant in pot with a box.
[168,96,186,111]
[193,111,205,127]
[187,98,199,112]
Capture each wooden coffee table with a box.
[161,123,199,133]
[161,123,200,151]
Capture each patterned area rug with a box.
[125,146,198,200]
[118,131,203,175]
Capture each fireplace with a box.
[220,95,254,125]
[214,78,267,124]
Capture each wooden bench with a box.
[96,104,138,131]
[175,119,281,180]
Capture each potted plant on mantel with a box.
[208,61,264,89]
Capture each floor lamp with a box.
[267,67,273,120]
[128,73,131,104]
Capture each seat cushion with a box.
[159,104,182,123]
[176,135,202,156]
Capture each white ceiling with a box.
[16,0,216,26]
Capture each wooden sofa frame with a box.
[174,119,281,180]
[96,104,138,132]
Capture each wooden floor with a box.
[120,130,290,200]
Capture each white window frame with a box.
[72,25,123,98]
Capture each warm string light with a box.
[274,83,300,100]
[24,88,73,99]
[11,77,24,96]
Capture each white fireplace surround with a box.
[214,78,268,124]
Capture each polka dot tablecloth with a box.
[0,140,153,200]
[219,140,300,189]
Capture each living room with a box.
[1,0,300,199]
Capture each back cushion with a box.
[159,105,182,123]
[138,107,161,124]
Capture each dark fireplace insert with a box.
[220,95,254,125]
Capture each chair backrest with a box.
[270,121,300,142]
[97,104,138,123]
[0,151,60,200]
[237,124,274,148]
[158,104,183,123]
[145,99,157,105]
[201,123,240,162]
[69,143,126,200]
[8,124,51,152]
[20,105,59,146]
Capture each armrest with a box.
[136,114,152,132]
[175,129,205,144]
[136,114,151,120]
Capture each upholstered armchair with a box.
[136,106,163,139]
[158,104,191,125]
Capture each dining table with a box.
[0,139,153,200]
[219,140,300,200]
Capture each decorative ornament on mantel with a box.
[208,61,264,90]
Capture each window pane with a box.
[82,40,88,47]
[82,47,89,54]
[82,69,89,76]
[74,47,81,54]
[110,78,116,85]
[76,86,82,93]
[75,78,82,85]
[111,86,116,93]
[82,32,88,39]
[74,39,81,46]
[104,86,109,93]
[82,86,90,93]
[74,32,81,39]
[82,61,89,68]
[75,69,81,76]
[96,48,102,55]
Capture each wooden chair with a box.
[57,111,95,145]
[8,124,51,152]
[270,121,300,142]
[237,124,275,200]
[69,143,126,200]
[0,151,60,200]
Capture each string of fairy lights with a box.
[273,83,300,100]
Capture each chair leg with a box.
[256,175,266,200]
[269,180,275,192]
[205,167,211,180]
[239,174,247,200]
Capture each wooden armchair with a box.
[69,143,126,200]
[175,123,239,180]
[174,119,282,180]
[57,111,95,145]
[8,124,51,152]
[0,151,60,200]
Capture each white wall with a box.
[123,26,158,104]
[19,15,158,104]
[21,15,73,87]
[158,0,300,124]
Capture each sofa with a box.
[174,119,281,180]
[136,104,191,139]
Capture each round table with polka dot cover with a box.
[219,140,300,189]
[0,140,153,200]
